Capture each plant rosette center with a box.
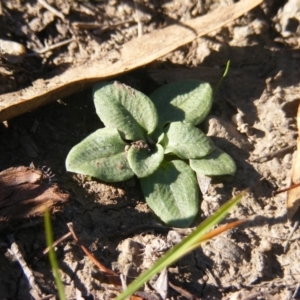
[66,80,236,227]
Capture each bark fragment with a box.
[0,166,69,232]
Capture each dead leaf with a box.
[0,166,69,232]
[196,173,211,195]
[287,103,300,219]
[152,268,168,300]
[0,0,263,122]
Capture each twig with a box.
[34,232,72,262]
[292,283,300,299]
[250,144,296,163]
[37,0,65,21]
[32,38,74,54]
[169,280,201,300]
[67,222,121,286]
[8,234,43,299]
[72,20,136,32]
[133,0,143,37]
[283,221,299,253]
[72,22,104,30]
[274,182,300,195]
[258,234,300,241]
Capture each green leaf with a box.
[66,128,134,182]
[140,160,199,227]
[127,143,164,178]
[150,80,213,126]
[190,147,236,176]
[149,125,165,143]
[162,122,215,159]
[93,82,158,140]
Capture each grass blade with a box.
[44,209,66,300]
[116,189,247,299]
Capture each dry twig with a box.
[133,0,143,37]
[283,221,299,253]
[32,38,74,55]
[251,144,296,163]
[72,20,135,32]
[169,280,201,300]
[34,232,72,262]
[8,234,43,299]
[67,222,121,286]
[37,0,65,21]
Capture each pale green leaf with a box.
[66,128,134,182]
[150,80,213,126]
[127,143,164,178]
[162,122,215,159]
[190,147,236,176]
[93,82,158,140]
[140,160,199,227]
[149,125,164,143]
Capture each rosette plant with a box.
[66,80,236,227]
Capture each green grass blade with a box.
[182,219,248,254]
[116,189,246,300]
[216,60,230,91]
[223,60,230,78]
[44,210,66,300]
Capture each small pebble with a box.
[0,39,26,63]
[260,239,272,252]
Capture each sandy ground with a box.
[0,0,300,299]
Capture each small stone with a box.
[259,240,272,252]
[213,236,245,263]
[0,39,26,64]
[167,230,182,245]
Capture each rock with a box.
[0,39,26,64]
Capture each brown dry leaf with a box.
[0,166,69,232]
[0,0,263,122]
[130,296,144,300]
[287,104,300,220]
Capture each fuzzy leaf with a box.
[190,147,236,176]
[162,122,215,159]
[66,128,134,182]
[149,125,165,143]
[140,160,199,227]
[93,82,158,140]
[150,80,212,126]
[127,143,164,178]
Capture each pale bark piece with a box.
[0,0,263,122]
[287,104,300,219]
